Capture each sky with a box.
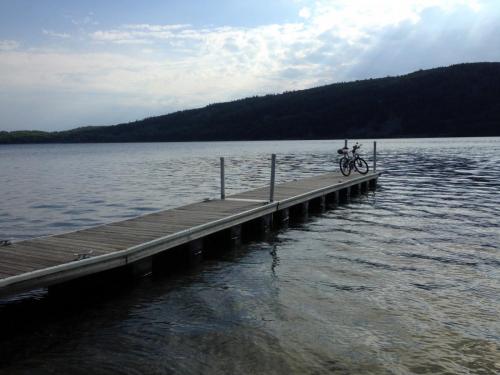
[1,0,499,131]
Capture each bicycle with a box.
[338,142,369,176]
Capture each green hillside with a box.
[1,62,499,143]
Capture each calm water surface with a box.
[0,139,499,374]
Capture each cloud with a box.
[90,24,194,45]
[84,0,486,82]
[42,29,71,39]
[123,24,191,31]
[0,40,20,51]
[91,30,154,45]
[68,13,99,26]
[341,1,499,80]
[299,7,311,19]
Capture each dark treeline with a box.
[1,62,499,144]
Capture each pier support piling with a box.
[227,225,242,248]
[153,246,183,275]
[203,224,242,258]
[309,196,326,213]
[326,191,340,208]
[187,239,204,266]
[290,201,309,222]
[242,214,273,241]
[129,256,153,278]
[350,184,360,197]
[274,208,289,228]
[361,181,368,194]
[340,187,350,203]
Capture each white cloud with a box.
[90,25,194,44]
[307,0,482,43]
[69,13,98,26]
[42,29,71,39]
[299,7,311,19]
[0,40,20,51]
[123,24,191,31]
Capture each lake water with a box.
[0,138,499,374]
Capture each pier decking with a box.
[0,171,379,297]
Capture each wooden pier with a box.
[0,169,379,297]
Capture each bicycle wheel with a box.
[354,157,369,174]
[339,157,351,176]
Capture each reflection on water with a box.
[0,138,499,374]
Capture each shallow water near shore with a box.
[0,138,499,374]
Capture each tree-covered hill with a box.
[1,62,499,144]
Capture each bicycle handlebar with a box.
[352,143,362,150]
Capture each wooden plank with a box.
[136,216,220,227]
[134,211,223,223]
[100,224,172,236]
[164,211,229,220]
[0,256,43,272]
[179,199,261,209]
[172,205,245,214]
[83,227,163,244]
[0,261,39,275]
[7,247,101,263]
[108,221,195,232]
[28,243,114,259]
[0,268,22,278]
[106,221,190,233]
[36,235,122,250]
[176,205,263,214]
[0,271,16,278]
[0,261,52,276]
[4,246,85,264]
[39,236,126,252]
[9,242,107,260]
[0,250,64,267]
[56,234,136,248]
[34,231,120,250]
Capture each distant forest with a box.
[1,62,499,144]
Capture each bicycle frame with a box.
[339,143,369,176]
[342,149,361,170]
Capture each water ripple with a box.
[0,138,499,375]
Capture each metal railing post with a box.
[373,141,377,172]
[220,157,225,200]
[344,139,348,148]
[270,154,276,203]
